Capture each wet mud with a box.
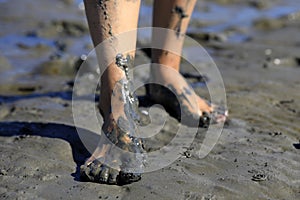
[0,0,300,199]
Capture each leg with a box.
[84,0,140,115]
[152,0,195,71]
[150,0,227,126]
[81,0,143,184]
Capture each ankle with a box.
[151,50,180,71]
[99,63,126,115]
[99,53,135,122]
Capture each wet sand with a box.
[0,0,300,199]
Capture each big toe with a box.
[80,160,101,182]
[118,171,141,185]
[99,165,120,184]
[108,168,119,184]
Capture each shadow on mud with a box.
[0,121,100,181]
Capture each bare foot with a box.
[80,113,144,184]
[80,55,147,185]
[148,66,227,127]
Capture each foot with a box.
[80,54,147,185]
[147,67,227,127]
[80,113,144,185]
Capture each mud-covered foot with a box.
[80,54,147,185]
[147,67,228,127]
[80,116,144,185]
[80,155,142,185]
[80,157,120,184]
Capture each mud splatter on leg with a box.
[83,0,142,184]
[172,5,189,37]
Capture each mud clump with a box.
[254,18,286,30]
[248,0,269,10]
[211,0,239,5]
[34,55,79,76]
[188,32,227,42]
[52,20,88,37]
[39,20,88,37]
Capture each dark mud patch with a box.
[253,17,287,30]
[38,20,88,38]
[187,32,227,42]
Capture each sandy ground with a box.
[0,0,300,199]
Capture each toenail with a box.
[99,167,109,182]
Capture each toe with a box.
[90,160,101,174]
[108,168,119,184]
[98,166,109,183]
[80,163,98,182]
[80,159,102,182]
[199,112,211,128]
[80,165,91,181]
[118,171,141,184]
